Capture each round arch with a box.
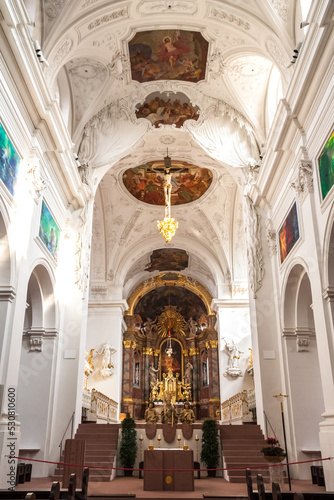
[126,272,214,316]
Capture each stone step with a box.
[221,434,265,440]
[85,450,116,463]
[85,442,118,449]
[77,424,119,431]
[225,458,270,465]
[75,435,119,443]
[222,443,265,450]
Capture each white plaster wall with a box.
[216,305,253,403]
[86,302,127,410]
[284,337,324,479]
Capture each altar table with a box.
[143,449,194,491]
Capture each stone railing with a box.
[221,389,253,424]
[83,389,118,423]
[91,389,118,423]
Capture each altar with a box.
[143,449,194,491]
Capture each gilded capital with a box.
[210,340,218,349]
[123,340,132,348]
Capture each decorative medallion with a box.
[123,160,212,206]
[129,30,208,83]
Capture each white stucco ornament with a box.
[96,341,117,378]
[222,338,243,377]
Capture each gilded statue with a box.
[144,401,159,424]
[180,401,195,424]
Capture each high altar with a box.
[121,273,221,419]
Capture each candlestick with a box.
[157,434,161,448]
[139,435,143,460]
[177,434,181,448]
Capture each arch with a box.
[281,262,324,479]
[116,234,227,293]
[26,262,57,330]
[17,261,57,476]
[323,203,334,290]
[281,258,310,329]
[126,273,214,316]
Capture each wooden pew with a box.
[0,488,54,500]
[0,473,77,500]
[257,474,266,500]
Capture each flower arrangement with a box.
[261,437,286,457]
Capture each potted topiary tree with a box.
[200,419,220,477]
[119,417,138,476]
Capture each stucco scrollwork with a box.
[290,161,313,202]
[207,49,225,79]
[87,8,128,30]
[138,0,197,15]
[243,195,264,298]
[270,0,288,22]
[75,199,94,297]
[26,162,49,201]
[266,219,277,257]
[209,7,250,30]
[45,0,67,21]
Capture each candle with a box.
[195,434,198,440]
[158,434,161,439]
[140,435,143,440]
[150,440,153,446]
[184,440,186,446]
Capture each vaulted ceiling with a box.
[34,0,302,301]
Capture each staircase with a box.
[53,423,120,482]
[221,424,273,483]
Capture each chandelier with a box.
[157,152,178,243]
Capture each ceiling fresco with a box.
[129,30,208,83]
[145,249,189,272]
[122,161,213,205]
[135,92,199,128]
[134,286,207,323]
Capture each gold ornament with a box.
[157,309,186,337]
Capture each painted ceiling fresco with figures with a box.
[129,30,209,83]
[134,286,207,323]
[122,161,213,205]
[38,0,297,302]
[135,92,199,128]
[145,249,189,272]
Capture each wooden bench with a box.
[0,486,57,500]
[0,471,84,500]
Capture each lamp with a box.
[157,152,178,243]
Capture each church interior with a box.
[0,0,334,495]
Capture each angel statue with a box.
[222,338,243,377]
[96,341,117,378]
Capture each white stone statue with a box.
[184,361,193,384]
[223,338,243,377]
[187,317,198,336]
[96,341,117,378]
[149,363,159,385]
